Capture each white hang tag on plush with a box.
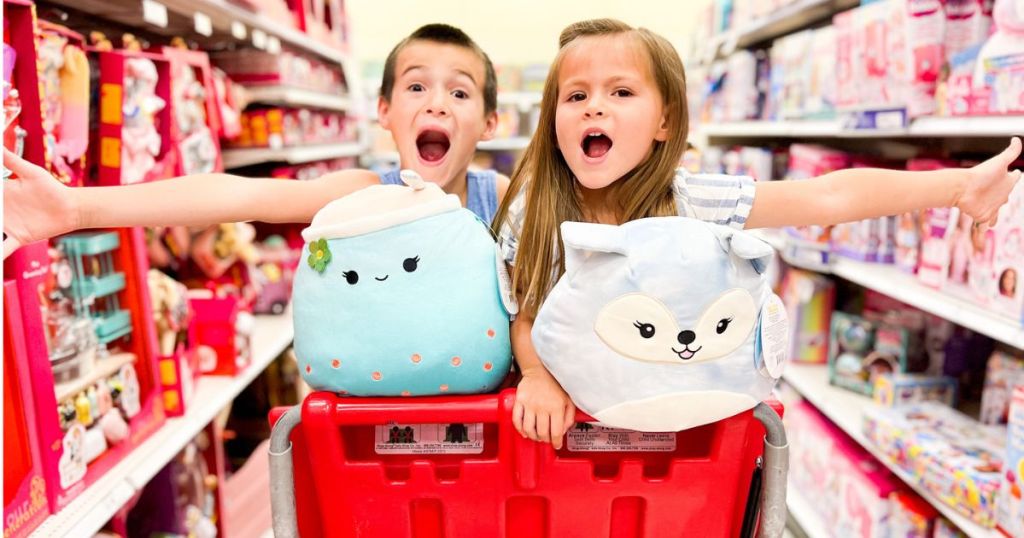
[757,294,788,379]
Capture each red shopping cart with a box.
[268,389,788,537]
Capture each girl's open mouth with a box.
[582,131,613,159]
[417,129,450,163]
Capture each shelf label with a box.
[194,12,213,37]
[231,21,247,40]
[374,423,484,454]
[252,29,268,50]
[141,0,168,28]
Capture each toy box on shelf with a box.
[92,46,175,186]
[3,282,50,538]
[863,402,1005,527]
[779,268,835,364]
[873,374,958,408]
[999,385,1024,537]
[288,0,348,48]
[3,0,45,169]
[2,229,165,513]
[189,290,254,377]
[981,348,1024,425]
[160,46,223,175]
[36,20,90,187]
[148,269,202,417]
[211,49,345,95]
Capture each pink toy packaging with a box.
[980,348,1024,425]
[998,385,1024,537]
[972,0,1024,115]
[918,207,959,290]
[3,281,51,538]
[2,230,165,513]
[989,178,1024,322]
[780,269,835,364]
[889,490,938,537]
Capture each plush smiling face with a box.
[292,181,513,396]
[531,217,787,432]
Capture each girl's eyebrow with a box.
[560,74,641,88]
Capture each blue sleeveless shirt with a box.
[378,169,499,225]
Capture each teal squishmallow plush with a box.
[532,217,788,432]
[292,171,515,396]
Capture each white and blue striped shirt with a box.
[497,168,756,268]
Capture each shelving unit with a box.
[782,363,1001,538]
[222,142,365,168]
[699,116,1024,139]
[30,310,295,538]
[787,481,830,538]
[477,136,531,151]
[243,86,351,112]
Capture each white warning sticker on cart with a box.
[374,423,484,455]
[566,423,676,452]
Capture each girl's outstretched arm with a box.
[746,137,1022,230]
[510,298,575,450]
[3,148,379,258]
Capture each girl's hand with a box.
[960,137,1022,228]
[513,365,575,450]
[3,149,81,259]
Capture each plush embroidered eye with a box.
[342,271,359,285]
[633,321,656,339]
[403,256,420,273]
[716,317,733,334]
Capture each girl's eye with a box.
[567,92,586,102]
[342,271,359,285]
[614,89,633,97]
[408,83,425,92]
[452,89,468,99]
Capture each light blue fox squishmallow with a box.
[292,171,515,396]
[532,217,788,432]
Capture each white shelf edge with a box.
[244,86,351,112]
[700,116,1023,139]
[477,137,531,151]
[782,363,1002,538]
[758,235,1024,349]
[497,91,542,112]
[30,310,294,538]
[787,480,830,538]
[222,142,365,168]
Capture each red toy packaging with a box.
[3,229,165,513]
[3,281,51,538]
[160,46,222,175]
[147,269,202,417]
[188,291,254,376]
[92,46,175,186]
[3,0,45,169]
[37,20,90,186]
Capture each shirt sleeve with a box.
[496,187,526,267]
[672,168,757,230]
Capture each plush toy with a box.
[292,171,514,395]
[532,217,788,432]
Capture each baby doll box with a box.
[532,217,788,432]
[4,0,45,167]
[292,171,514,396]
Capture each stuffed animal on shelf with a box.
[532,217,788,432]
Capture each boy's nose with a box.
[425,105,448,116]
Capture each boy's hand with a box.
[513,365,575,450]
[3,149,81,259]
[960,137,1022,228]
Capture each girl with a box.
[495,19,1022,449]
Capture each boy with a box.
[4,24,510,257]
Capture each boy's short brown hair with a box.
[380,23,498,116]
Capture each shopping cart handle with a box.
[306,390,510,426]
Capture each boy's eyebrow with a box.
[400,65,479,86]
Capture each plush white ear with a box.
[715,228,775,274]
[560,221,628,277]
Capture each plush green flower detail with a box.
[308,239,332,273]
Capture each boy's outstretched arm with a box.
[746,137,1022,230]
[3,148,379,258]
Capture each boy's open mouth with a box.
[582,131,613,159]
[417,129,450,163]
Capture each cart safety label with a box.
[566,423,676,452]
[374,423,484,455]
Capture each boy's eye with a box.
[342,271,359,285]
[403,256,420,272]
[451,89,468,99]
[408,83,425,92]
[613,89,633,97]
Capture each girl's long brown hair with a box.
[492,19,690,317]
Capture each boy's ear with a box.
[654,114,668,142]
[377,96,392,130]
[480,110,498,142]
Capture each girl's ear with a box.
[561,221,628,277]
[480,110,499,142]
[654,113,669,142]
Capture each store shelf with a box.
[222,142,365,168]
[498,91,542,112]
[700,116,1023,139]
[782,363,1001,538]
[244,86,351,112]
[30,310,294,538]
[54,352,136,402]
[755,232,1024,349]
[787,481,830,538]
[477,137,531,151]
